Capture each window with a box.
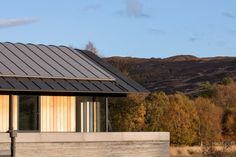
[76,97,106,132]
[18,95,39,131]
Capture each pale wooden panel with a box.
[0,95,18,132]
[13,95,18,130]
[70,96,76,132]
[0,95,8,132]
[93,102,97,132]
[41,96,76,132]
[67,97,71,131]
[53,97,57,131]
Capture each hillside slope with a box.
[105,55,236,95]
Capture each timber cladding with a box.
[40,96,76,132]
[0,95,18,132]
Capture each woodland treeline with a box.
[109,78,236,146]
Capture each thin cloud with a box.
[222,12,236,19]
[82,4,101,12]
[189,37,199,42]
[0,17,38,28]
[117,0,150,18]
[148,28,165,35]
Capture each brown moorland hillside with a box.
[105,55,236,96]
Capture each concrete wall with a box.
[0,132,169,157]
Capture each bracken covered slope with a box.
[105,55,236,95]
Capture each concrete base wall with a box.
[0,132,169,157]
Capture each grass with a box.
[170,145,236,157]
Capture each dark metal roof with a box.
[0,42,148,95]
[0,42,114,81]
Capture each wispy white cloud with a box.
[117,0,150,18]
[0,17,38,28]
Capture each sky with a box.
[0,0,236,58]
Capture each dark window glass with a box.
[76,97,106,132]
[19,95,39,131]
[96,97,106,132]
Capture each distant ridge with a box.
[164,55,198,61]
[105,55,236,96]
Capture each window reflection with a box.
[19,95,39,131]
[76,97,106,132]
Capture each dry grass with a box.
[170,145,236,157]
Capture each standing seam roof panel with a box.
[55,79,77,91]
[67,80,89,91]
[49,45,97,78]
[59,46,102,78]
[5,43,51,76]
[0,61,14,75]
[72,49,114,79]
[31,78,52,90]
[28,44,74,77]
[6,78,27,89]
[42,78,65,90]
[15,43,61,77]
[0,77,13,89]
[0,46,26,75]
[17,77,41,90]
[38,45,86,78]
[79,51,138,91]
[59,46,114,80]
[0,43,39,76]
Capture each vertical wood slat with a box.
[93,101,96,132]
[86,102,89,132]
[40,96,76,132]
[0,95,18,132]
[80,102,83,132]
[71,96,76,132]
[13,96,18,130]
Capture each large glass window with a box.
[76,97,106,132]
[19,95,39,131]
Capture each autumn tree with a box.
[212,82,236,108]
[194,97,223,145]
[144,92,170,131]
[222,108,236,135]
[166,93,199,145]
[109,93,147,131]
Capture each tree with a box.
[212,82,236,108]
[109,93,147,131]
[194,97,223,145]
[85,41,99,55]
[144,92,170,131]
[166,93,199,145]
[222,108,236,135]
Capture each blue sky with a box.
[0,0,236,58]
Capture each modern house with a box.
[0,42,169,157]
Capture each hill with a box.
[105,55,236,96]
